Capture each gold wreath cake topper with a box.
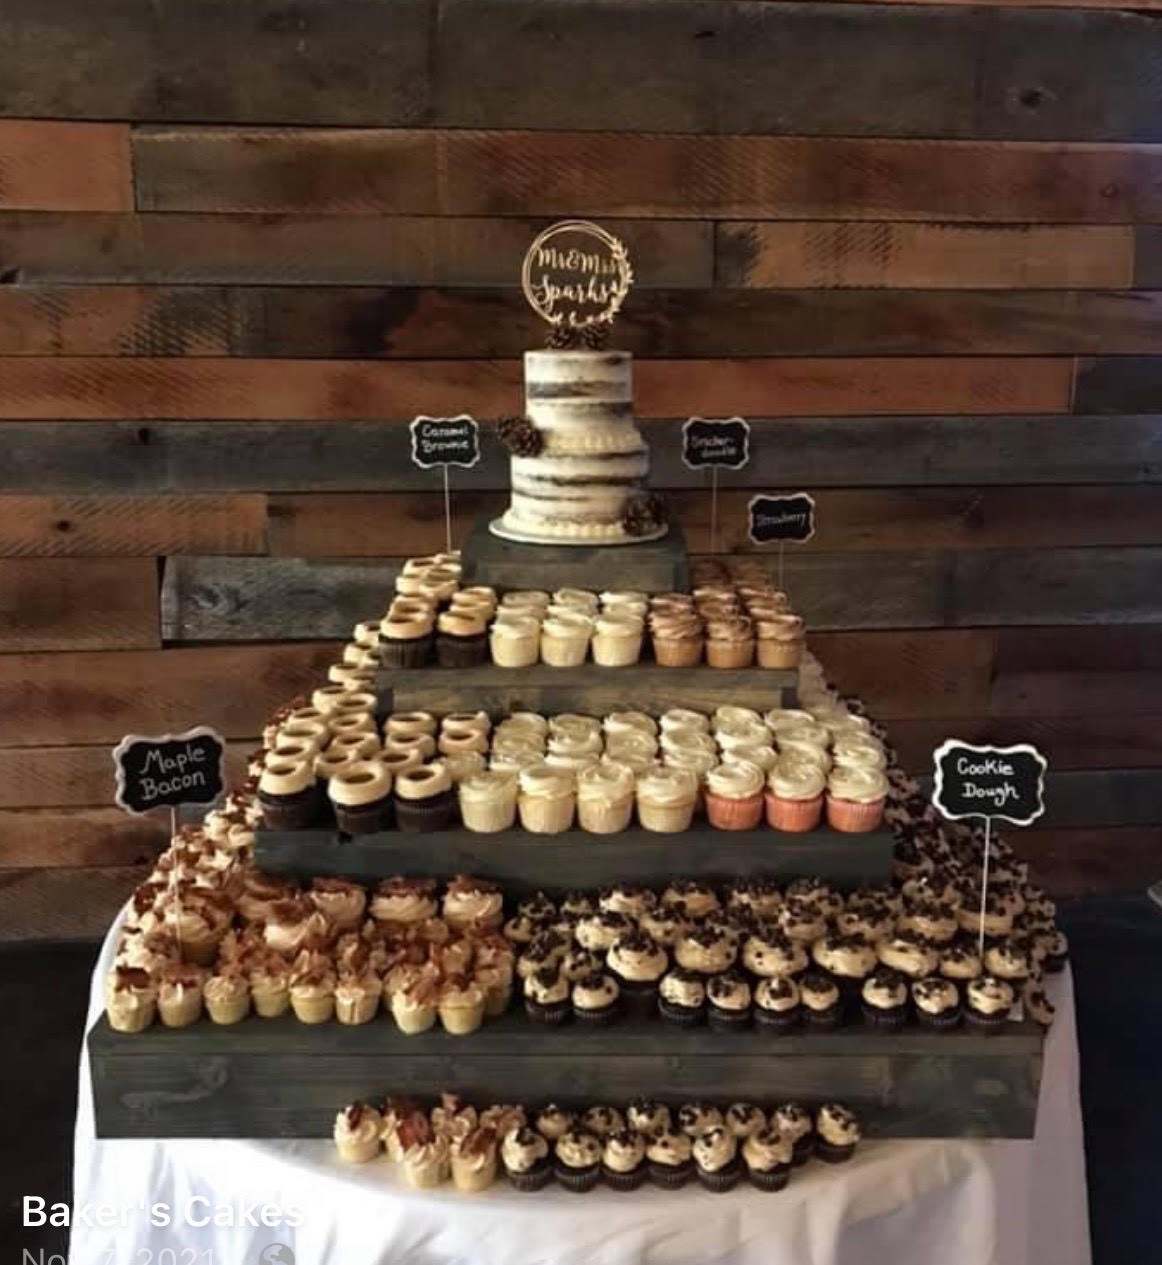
[521,220,634,330]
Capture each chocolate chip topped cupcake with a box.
[571,970,621,1025]
[725,1102,766,1139]
[627,1098,671,1140]
[706,970,753,1031]
[771,1102,814,1166]
[984,938,1033,982]
[877,934,940,980]
[800,971,843,1028]
[861,967,910,1029]
[965,975,1015,1032]
[601,1129,648,1191]
[661,879,721,920]
[582,1105,625,1138]
[1023,981,1057,1029]
[606,930,668,1007]
[560,946,603,983]
[815,1103,861,1163]
[692,1127,742,1192]
[777,898,829,945]
[742,927,808,979]
[638,905,686,947]
[534,1103,575,1142]
[912,975,962,1030]
[674,924,737,975]
[598,884,657,919]
[754,975,802,1034]
[523,966,570,1026]
[812,934,878,997]
[677,1101,724,1138]
[646,1129,694,1189]
[1036,929,1069,974]
[939,942,983,982]
[658,967,707,1026]
[743,1128,793,1192]
[575,910,636,954]
[723,877,783,922]
[501,1126,552,1191]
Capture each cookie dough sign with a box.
[114,726,226,829]
[521,220,634,331]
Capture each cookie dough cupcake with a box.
[534,1104,575,1142]
[965,975,1015,1032]
[754,976,802,1033]
[646,1129,694,1188]
[693,1127,742,1192]
[674,925,737,975]
[392,763,454,832]
[725,1103,766,1140]
[704,761,765,831]
[635,766,698,832]
[576,761,636,834]
[678,1101,724,1138]
[627,1099,672,1139]
[328,760,393,834]
[571,971,621,1025]
[912,976,962,1030]
[658,967,707,1026]
[707,970,753,1031]
[606,930,668,1009]
[743,928,808,979]
[800,971,843,1028]
[771,1102,815,1166]
[826,766,888,833]
[765,759,826,832]
[743,1128,793,1191]
[815,1103,861,1163]
[554,1128,603,1192]
[517,763,576,834]
[860,967,910,1029]
[601,1129,648,1190]
[502,1126,554,1191]
[524,966,571,1025]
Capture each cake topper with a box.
[521,220,634,334]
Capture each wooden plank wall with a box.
[1,0,1161,936]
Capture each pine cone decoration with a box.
[581,321,612,350]
[622,493,667,537]
[547,324,578,349]
[496,415,544,457]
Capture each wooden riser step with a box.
[254,825,893,889]
[88,1011,1043,1140]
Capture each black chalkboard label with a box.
[681,417,751,470]
[113,727,226,816]
[932,740,1047,827]
[747,493,816,544]
[410,415,481,469]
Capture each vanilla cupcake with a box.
[156,964,206,1028]
[439,975,487,1035]
[328,760,393,834]
[393,763,454,832]
[576,761,636,834]
[755,614,805,669]
[704,760,765,830]
[826,765,888,833]
[635,766,698,832]
[443,875,504,933]
[765,758,826,832]
[334,1103,383,1163]
[591,612,644,668]
[203,969,251,1025]
[704,617,754,670]
[540,611,593,667]
[458,770,519,833]
[335,971,381,1026]
[517,763,576,834]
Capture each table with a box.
[70,914,1091,1265]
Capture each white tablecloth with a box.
[71,914,1091,1265]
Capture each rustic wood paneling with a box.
[4,643,339,745]
[1132,226,1162,287]
[0,866,149,942]
[0,121,131,212]
[0,356,1071,420]
[0,494,267,557]
[133,128,1162,222]
[0,0,432,126]
[0,557,159,652]
[1073,356,1162,414]
[0,214,712,288]
[716,222,1135,290]
[0,742,253,809]
[0,808,167,867]
[1015,828,1162,898]
[995,625,1162,674]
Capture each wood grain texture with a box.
[0,866,148,941]
[1015,828,1162,898]
[0,495,267,557]
[133,128,1162,223]
[1073,356,1162,414]
[0,121,130,212]
[3,643,339,745]
[0,742,253,809]
[0,356,1071,420]
[0,213,712,288]
[5,415,1158,495]
[717,222,1134,290]
[0,557,159,651]
[0,808,166,867]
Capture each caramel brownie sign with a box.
[932,740,1047,827]
[410,415,481,470]
[747,493,816,544]
[682,417,751,471]
[113,726,226,816]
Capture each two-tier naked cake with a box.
[491,348,665,545]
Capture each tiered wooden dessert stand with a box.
[88,528,1043,1140]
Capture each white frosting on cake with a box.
[497,349,655,543]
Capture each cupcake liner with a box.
[577,796,635,834]
[636,799,696,832]
[490,634,540,669]
[591,635,643,668]
[573,1002,620,1026]
[747,1163,791,1192]
[379,634,433,669]
[1042,954,1067,975]
[541,634,590,667]
[251,988,290,1019]
[205,995,251,1025]
[756,640,803,669]
[696,1159,742,1192]
[158,996,203,1028]
[861,1003,908,1030]
[507,1159,554,1191]
[555,1162,601,1192]
[392,1002,438,1034]
[764,791,824,833]
[617,981,660,1018]
[754,1007,801,1035]
[708,1004,752,1033]
[602,1164,648,1191]
[436,633,489,668]
[803,1004,844,1029]
[459,797,518,833]
[825,794,886,834]
[393,789,454,833]
[259,785,325,832]
[334,796,393,836]
[705,791,765,831]
[336,1137,381,1165]
[518,794,576,834]
[451,1157,498,1192]
[290,994,335,1025]
[815,1141,856,1165]
[440,1001,486,1035]
[706,641,755,669]
[651,636,704,668]
[525,998,572,1026]
[648,1159,694,1189]
[335,995,379,1026]
[916,1006,962,1031]
[658,998,705,1027]
[791,1136,815,1167]
[965,1007,1011,1034]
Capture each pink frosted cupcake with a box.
[826,766,888,833]
[765,759,826,832]
[704,761,765,830]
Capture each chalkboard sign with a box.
[682,417,751,470]
[932,740,1047,827]
[113,727,226,816]
[747,493,816,544]
[410,415,481,470]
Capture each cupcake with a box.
[576,761,636,834]
[334,971,381,1026]
[534,1104,576,1142]
[455,769,518,833]
[517,763,576,834]
[985,938,1033,983]
[812,934,878,1000]
[540,612,593,667]
[450,1125,499,1192]
[635,766,698,832]
[436,609,489,668]
[765,759,826,832]
[401,1131,451,1190]
[443,875,504,934]
[743,1128,793,1191]
[328,760,393,834]
[800,971,843,1027]
[627,1099,672,1140]
[333,1102,383,1164]
[439,975,487,1035]
[815,1103,861,1163]
[661,879,720,919]
[754,976,802,1033]
[861,967,909,1029]
[606,931,668,1008]
[677,1101,724,1138]
[704,618,754,670]
[939,943,983,982]
[392,763,454,832]
[289,962,336,1025]
[560,946,603,982]
[582,1105,625,1137]
[877,935,939,980]
[706,970,753,1031]
[912,976,962,1030]
[105,967,157,1033]
[638,906,686,948]
[308,877,367,932]
[1023,982,1056,1029]
[248,959,291,1018]
[389,966,440,1034]
[524,966,571,1025]
[956,893,1014,940]
[755,614,805,669]
[571,971,621,1024]
[599,883,657,918]
[1037,929,1069,974]
[899,899,960,946]
[575,910,635,954]
[370,876,438,926]
[590,612,644,668]
[725,1103,766,1139]
[742,929,808,978]
[674,925,736,975]
[771,1103,815,1166]
[385,710,438,740]
[658,968,707,1026]
[379,611,434,669]
[601,1129,648,1190]
[554,1127,603,1192]
[156,964,207,1028]
[646,1129,694,1188]
[692,1127,741,1192]
[965,975,1015,1032]
[257,760,323,831]
[502,1126,554,1191]
[704,761,765,830]
[826,766,889,833]
[203,969,251,1025]
[490,613,542,668]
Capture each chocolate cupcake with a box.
[861,967,909,1030]
[606,930,668,1010]
[677,1101,724,1138]
[436,609,489,668]
[800,971,843,1028]
[627,1099,672,1140]
[912,975,962,1030]
[257,760,324,831]
[965,975,1015,1032]
[392,763,454,832]
[725,1103,766,1139]
[815,1103,861,1164]
[560,946,603,983]
[706,970,753,1032]
[812,934,878,1004]
[523,966,571,1025]
[658,968,706,1026]
[327,760,393,835]
[501,1126,553,1191]
[554,1127,603,1192]
[1023,981,1056,1029]
[532,1103,575,1142]
[771,1103,814,1166]
[1036,929,1069,974]
[692,1127,741,1192]
[754,975,802,1034]
[379,612,434,669]
[601,1129,648,1191]
[742,928,808,979]
[646,1129,694,1189]
[637,905,686,948]
[743,1127,793,1192]
[571,971,621,1025]
[582,1105,625,1138]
